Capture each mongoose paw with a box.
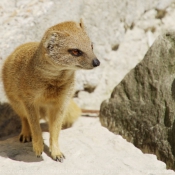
[33,140,44,158]
[34,149,43,158]
[52,152,65,162]
[19,134,32,143]
[37,153,43,158]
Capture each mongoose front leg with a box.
[25,103,44,157]
[48,106,65,162]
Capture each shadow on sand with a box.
[0,102,54,162]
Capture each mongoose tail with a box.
[62,100,81,129]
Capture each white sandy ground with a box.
[0,117,174,175]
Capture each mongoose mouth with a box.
[75,65,82,69]
[76,65,93,70]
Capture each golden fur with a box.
[2,20,100,162]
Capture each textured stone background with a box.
[1,0,175,109]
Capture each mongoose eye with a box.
[68,49,83,57]
[91,43,93,50]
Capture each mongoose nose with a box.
[92,58,100,67]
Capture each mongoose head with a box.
[42,20,100,70]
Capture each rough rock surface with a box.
[0,117,174,175]
[100,31,175,170]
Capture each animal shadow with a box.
[0,103,52,162]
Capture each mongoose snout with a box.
[92,58,100,67]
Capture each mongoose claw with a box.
[62,153,66,159]
[36,152,43,158]
[36,151,43,158]
[37,154,42,158]
[19,134,32,143]
[53,152,65,162]
[56,156,63,162]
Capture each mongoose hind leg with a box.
[10,101,32,143]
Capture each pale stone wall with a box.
[0,0,175,109]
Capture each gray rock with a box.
[0,103,21,140]
[99,31,175,170]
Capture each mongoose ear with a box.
[43,31,69,50]
[80,18,85,30]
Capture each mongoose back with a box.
[2,20,100,162]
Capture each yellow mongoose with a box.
[2,20,100,162]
